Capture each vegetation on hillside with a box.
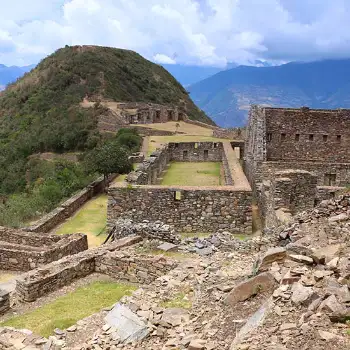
[0,128,141,227]
[0,45,212,226]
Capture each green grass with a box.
[55,194,108,247]
[161,162,221,186]
[160,292,192,309]
[1,281,136,338]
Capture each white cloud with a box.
[154,54,176,64]
[1,0,350,66]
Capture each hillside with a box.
[0,45,213,191]
[189,59,350,127]
[0,46,212,216]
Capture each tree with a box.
[175,122,180,134]
[85,140,133,187]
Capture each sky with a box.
[1,0,350,67]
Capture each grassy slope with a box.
[54,173,127,247]
[161,162,221,186]
[1,281,136,337]
[54,195,108,247]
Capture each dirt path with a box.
[223,141,251,188]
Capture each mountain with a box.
[161,64,222,87]
[0,64,35,90]
[189,59,350,127]
[0,45,213,194]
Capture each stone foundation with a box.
[0,227,88,271]
[95,252,176,284]
[16,236,143,302]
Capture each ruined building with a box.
[245,106,350,227]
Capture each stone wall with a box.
[315,186,346,203]
[127,142,225,186]
[0,227,88,271]
[168,142,223,162]
[126,147,170,185]
[16,236,142,302]
[108,185,252,234]
[0,289,10,315]
[244,105,267,193]
[264,107,350,162]
[181,116,217,129]
[260,161,350,187]
[95,251,177,284]
[124,125,176,136]
[259,170,318,229]
[26,174,117,233]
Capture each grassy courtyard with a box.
[161,162,222,186]
[1,281,136,337]
[55,195,108,247]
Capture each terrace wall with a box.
[95,252,176,285]
[0,227,88,271]
[108,185,252,234]
[25,174,117,233]
[15,235,174,302]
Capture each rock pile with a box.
[110,219,180,244]
[177,231,278,256]
[231,195,350,349]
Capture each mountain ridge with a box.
[189,58,350,127]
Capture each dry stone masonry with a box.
[111,141,253,235]
[0,227,88,271]
[245,105,350,229]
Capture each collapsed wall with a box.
[15,235,177,303]
[259,170,318,228]
[0,227,88,271]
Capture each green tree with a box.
[86,140,133,186]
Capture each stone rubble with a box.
[110,219,180,244]
[2,195,350,349]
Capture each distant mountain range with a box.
[161,60,272,87]
[0,64,35,90]
[161,64,222,87]
[189,59,350,127]
[5,58,350,128]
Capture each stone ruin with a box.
[0,226,88,272]
[2,106,350,349]
[108,141,253,235]
[245,105,350,229]
[106,219,180,244]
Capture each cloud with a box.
[154,54,176,64]
[1,0,350,66]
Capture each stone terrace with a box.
[0,227,88,272]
